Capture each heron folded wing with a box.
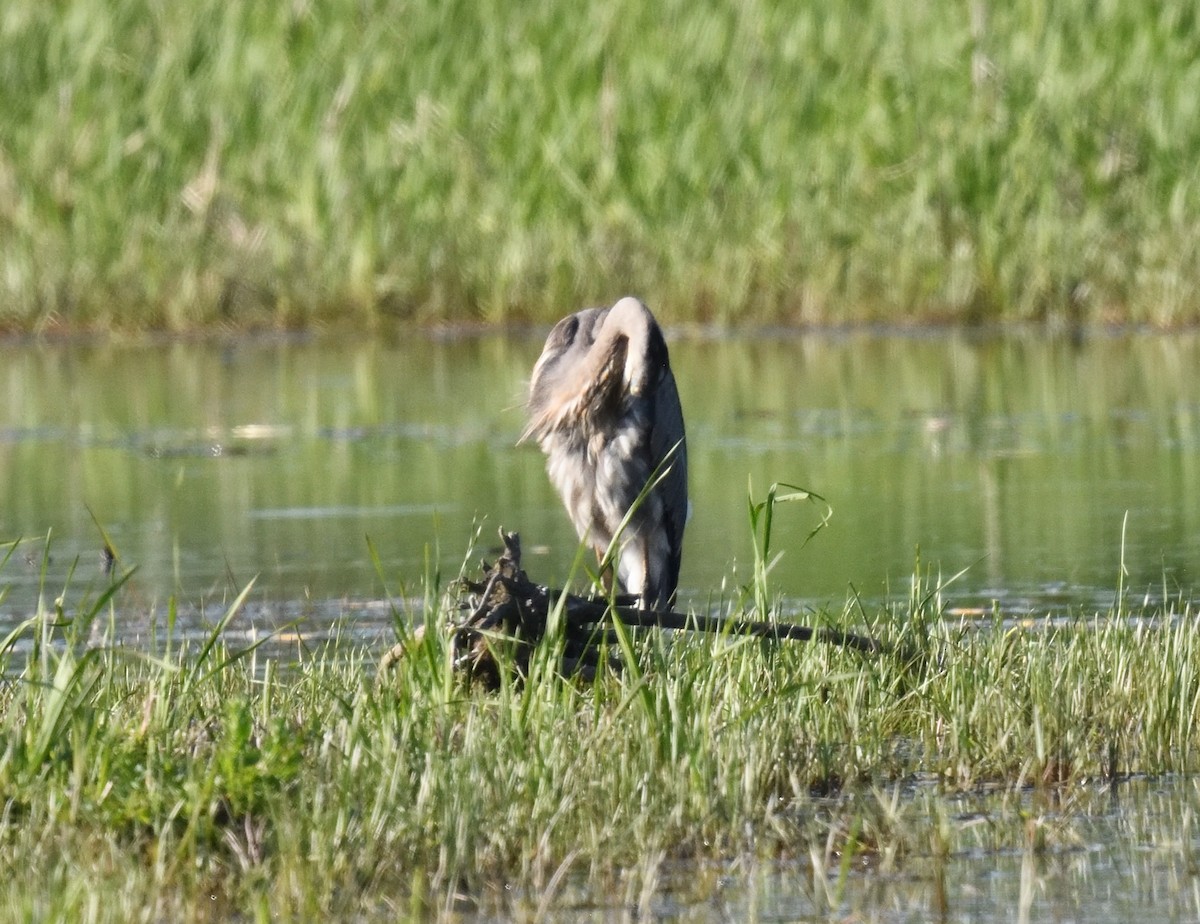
[648,365,688,597]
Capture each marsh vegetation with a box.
[3,0,1200,330]
[3,527,1200,920]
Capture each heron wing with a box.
[649,366,688,594]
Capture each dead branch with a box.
[383,529,892,688]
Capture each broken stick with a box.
[382,530,893,687]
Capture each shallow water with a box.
[461,777,1200,923]
[4,330,1200,920]
[2,330,1199,645]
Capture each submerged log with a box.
[383,530,890,688]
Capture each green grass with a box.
[2,0,1199,331]
[3,528,1200,919]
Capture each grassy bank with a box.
[3,538,1200,919]
[2,0,1199,331]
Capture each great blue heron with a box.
[522,296,687,610]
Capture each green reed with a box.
[2,515,1200,919]
[2,0,1199,331]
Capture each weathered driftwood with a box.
[382,530,888,688]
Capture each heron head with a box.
[523,297,662,441]
[524,308,606,440]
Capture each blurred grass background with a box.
[1,0,1198,331]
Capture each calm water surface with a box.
[2,331,1199,636]
[522,777,1200,923]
